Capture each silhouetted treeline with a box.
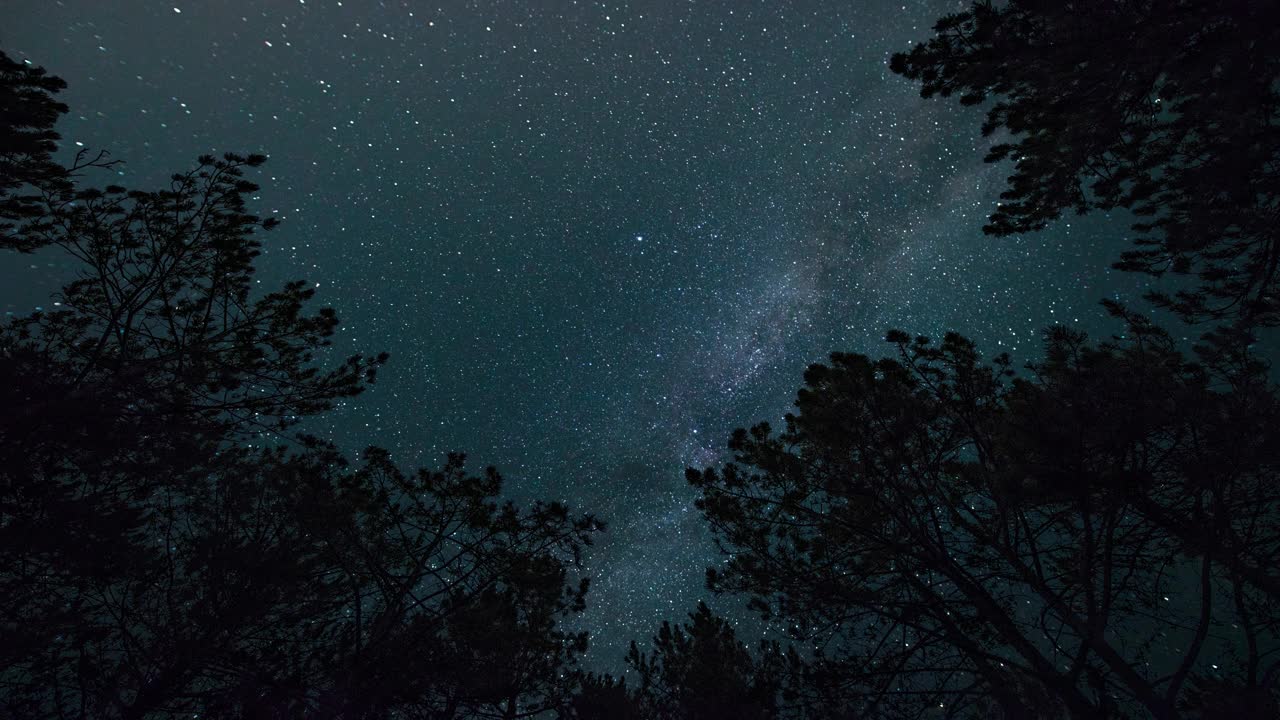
[687,316,1280,718]
[0,50,598,719]
[4,0,1280,717]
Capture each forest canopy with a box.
[3,0,1280,718]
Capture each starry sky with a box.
[4,0,1151,666]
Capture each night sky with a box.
[4,0,1151,667]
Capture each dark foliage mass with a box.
[3,0,1280,718]
[690,316,1280,719]
[890,0,1280,326]
[567,603,799,720]
[0,52,599,720]
[0,50,116,251]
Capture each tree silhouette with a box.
[0,49,115,250]
[563,673,648,720]
[0,53,601,719]
[689,314,1280,719]
[565,604,798,720]
[175,445,599,720]
[890,1,1280,326]
[625,602,790,720]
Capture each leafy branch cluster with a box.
[890,0,1280,325]
[0,50,599,720]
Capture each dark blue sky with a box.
[5,0,1151,666]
